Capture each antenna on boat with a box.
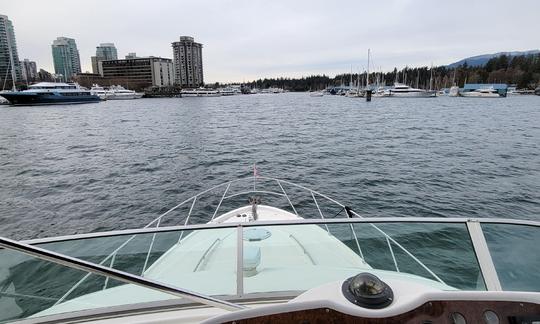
[249,196,261,220]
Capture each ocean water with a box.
[0,93,539,240]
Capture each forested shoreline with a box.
[242,54,540,91]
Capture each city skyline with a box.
[2,0,540,83]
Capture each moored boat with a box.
[106,85,144,100]
[90,84,108,100]
[460,87,502,98]
[181,88,221,97]
[449,85,460,97]
[0,82,100,105]
[382,83,437,97]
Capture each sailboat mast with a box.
[429,63,433,91]
[350,65,353,88]
[366,49,370,88]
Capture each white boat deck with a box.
[35,205,374,317]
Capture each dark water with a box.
[1,94,539,240]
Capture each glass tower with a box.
[51,37,81,82]
[0,14,22,90]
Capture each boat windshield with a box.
[1,219,539,323]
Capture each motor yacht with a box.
[90,84,108,100]
[181,88,221,97]
[460,87,502,98]
[1,174,538,323]
[105,85,144,100]
[345,89,363,98]
[260,88,284,94]
[382,83,437,98]
[449,85,460,97]
[218,87,238,96]
[0,82,100,106]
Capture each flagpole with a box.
[253,163,256,192]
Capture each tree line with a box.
[240,53,540,91]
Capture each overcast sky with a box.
[4,0,540,83]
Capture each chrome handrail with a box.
[0,237,245,312]
[14,173,539,308]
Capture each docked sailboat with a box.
[0,173,539,323]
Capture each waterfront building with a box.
[20,59,37,82]
[73,72,107,89]
[51,37,81,82]
[171,36,204,87]
[91,43,118,74]
[0,14,22,90]
[99,57,174,90]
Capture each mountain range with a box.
[447,50,540,68]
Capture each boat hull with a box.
[0,92,100,106]
[105,93,144,100]
[383,90,437,98]
[460,92,501,98]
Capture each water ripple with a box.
[0,94,539,239]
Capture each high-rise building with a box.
[51,37,81,82]
[0,14,22,90]
[99,56,174,90]
[171,36,203,87]
[125,52,137,59]
[91,43,118,74]
[96,43,117,61]
[20,59,37,82]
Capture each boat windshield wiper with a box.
[0,236,246,311]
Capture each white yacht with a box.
[105,85,144,100]
[90,85,108,100]
[460,87,502,98]
[260,88,284,94]
[218,87,238,96]
[90,85,143,100]
[181,88,221,97]
[382,83,437,97]
[345,89,363,98]
[449,85,460,97]
[1,174,539,323]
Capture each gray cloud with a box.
[4,0,539,82]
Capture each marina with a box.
[1,1,540,323]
